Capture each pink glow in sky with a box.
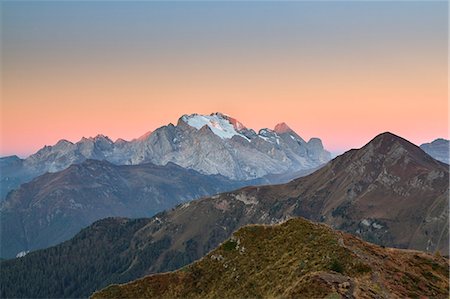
[1,2,448,157]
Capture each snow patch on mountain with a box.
[16,251,29,258]
[258,129,281,144]
[182,113,249,141]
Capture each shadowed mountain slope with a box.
[0,159,256,259]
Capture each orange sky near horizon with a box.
[2,57,447,157]
[1,1,448,157]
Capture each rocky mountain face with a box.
[0,113,331,200]
[291,132,449,253]
[1,132,446,298]
[0,159,256,259]
[420,138,449,164]
[0,136,119,200]
[93,218,450,299]
[0,155,33,200]
[131,113,331,180]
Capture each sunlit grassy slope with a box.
[92,217,449,299]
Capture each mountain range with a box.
[0,112,331,200]
[420,138,449,164]
[0,159,261,259]
[1,132,447,298]
[93,218,450,299]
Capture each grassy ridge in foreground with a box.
[92,218,449,298]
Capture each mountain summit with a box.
[180,113,248,140]
[273,122,293,134]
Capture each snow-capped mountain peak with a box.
[181,113,249,140]
[211,112,246,131]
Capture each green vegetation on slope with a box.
[0,217,158,298]
[93,218,449,298]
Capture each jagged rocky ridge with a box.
[92,218,450,299]
[1,132,447,298]
[0,112,331,200]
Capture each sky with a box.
[1,1,448,157]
